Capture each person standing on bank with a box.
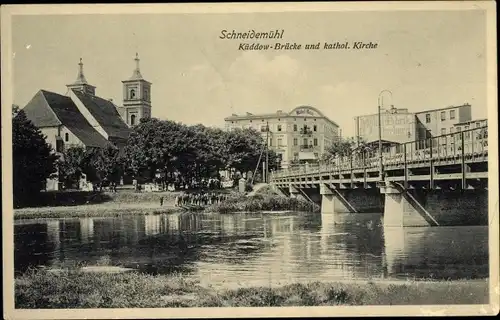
[160,196,164,207]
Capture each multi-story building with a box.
[354,106,418,145]
[224,106,340,168]
[415,103,472,138]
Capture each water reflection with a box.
[14,212,488,287]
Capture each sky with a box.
[11,9,488,137]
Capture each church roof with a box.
[23,90,109,148]
[71,89,132,141]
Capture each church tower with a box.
[122,53,152,127]
[66,58,96,95]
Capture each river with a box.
[14,212,488,288]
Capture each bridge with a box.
[270,126,489,227]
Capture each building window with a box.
[476,122,481,128]
[313,125,317,132]
[130,114,136,126]
[269,138,272,146]
[277,125,282,132]
[465,126,470,139]
[425,114,431,123]
[456,126,461,132]
[277,138,283,146]
[293,124,297,131]
[130,89,135,99]
[313,138,318,146]
[450,127,454,133]
[65,132,69,142]
[440,128,446,135]
[314,153,318,158]
[293,152,299,160]
[440,111,446,121]
[450,110,455,119]
[293,138,297,146]
[303,138,308,146]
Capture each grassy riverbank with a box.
[15,268,489,308]
[14,185,314,220]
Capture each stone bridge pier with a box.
[381,182,488,227]
[319,183,384,214]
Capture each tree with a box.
[58,146,86,188]
[13,110,58,206]
[86,143,121,186]
[223,128,266,176]
[121,118,193,185]
[321,137,357,161]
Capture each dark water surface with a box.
[14,212,488,288]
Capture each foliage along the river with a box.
[12,109,58,207]
[116,118,279,186]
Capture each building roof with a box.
[224,105,339,127]
[353,107,413,119]
[23,90,110,148]
[71,89,132,141]
[415,103,471,114]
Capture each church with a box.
[23,53,152,153]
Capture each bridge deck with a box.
[271,127,488,189]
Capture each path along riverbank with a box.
[15,268,489,308]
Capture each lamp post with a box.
[265,121,269,183]
[378,90,393,182]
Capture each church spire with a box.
[129,52,144,80]
[66,57,95,96]
[72,58,88,85]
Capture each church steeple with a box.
[129,52,143,80]
[121,53,152,127]
[66,58,96,95]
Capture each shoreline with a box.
[13,189,313,220]
[15,268,490,308]
[13,202,299,220]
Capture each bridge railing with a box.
[272,126,488,179]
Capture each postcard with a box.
[2,2,498,319]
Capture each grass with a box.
[14,268,489,308]
[14,185,315,219]
[206,191,320,214]
[13,205,187,220]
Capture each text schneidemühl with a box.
[219,29,285,40]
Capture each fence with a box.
[271,126,488,179]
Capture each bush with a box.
[207,193,320,214]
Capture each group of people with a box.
[174,193,228,207]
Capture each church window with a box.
[131,114,136,126]
[130,89,136,99]
[65,133,69,142]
